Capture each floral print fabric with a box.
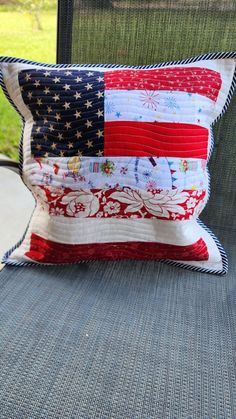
[33,185,206,221]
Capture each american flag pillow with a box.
[0,53,235,274]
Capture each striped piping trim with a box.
[0,51,234,274]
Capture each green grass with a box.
[0,8,56,160]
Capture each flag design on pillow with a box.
[2,54,234,273]
[18,66,221,159]
[15,64,222,264]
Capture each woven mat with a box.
[0,228,235,418]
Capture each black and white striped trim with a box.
[0,51,235,274]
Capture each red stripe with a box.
[105,67,222,101]
[25,233,209,263]
[104,121,208,158]
[39,186,206,221]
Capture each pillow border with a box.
[0,51,235,275]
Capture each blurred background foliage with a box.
[0,0,57,159]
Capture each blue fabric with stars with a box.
[18,69,105,157]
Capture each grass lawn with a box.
[0,8,57,160]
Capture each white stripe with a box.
[104,90,215,126]
[14,208,203,245]
[8,207,221,267]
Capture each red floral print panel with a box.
[33,185,206,221]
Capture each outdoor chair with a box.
[0,0,236,417]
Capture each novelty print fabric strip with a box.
[27,156,208,191]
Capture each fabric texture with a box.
[0,227,236,418]
[0,54,235,274]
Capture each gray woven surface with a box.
[0,227,236,418]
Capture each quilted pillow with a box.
[0,53,235,274]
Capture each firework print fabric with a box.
[0,54,235,274]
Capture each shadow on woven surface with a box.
[0,228,236,419]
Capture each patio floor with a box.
[0,156,34,269]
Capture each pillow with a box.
[0,52,235,274]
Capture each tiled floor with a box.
[0,164,34,270]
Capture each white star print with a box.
[85,120,93,128]
[55,113,61,121]
[74,110,81,119]
[25,73,31,81]
[53,76,61,83]
[75,131,82,139]
[96,91,103,98]
[74,91,81,99]
[86,140,93,148]
[65,122,71,130]
[53,94,60,102]
[96,109,103,118]
[85,100,93,109]
[96,129,103,138]
[63,102,71,109]
[34,80,41,87]
[44,87,50,94]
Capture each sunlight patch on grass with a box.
[0,9,57,159]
